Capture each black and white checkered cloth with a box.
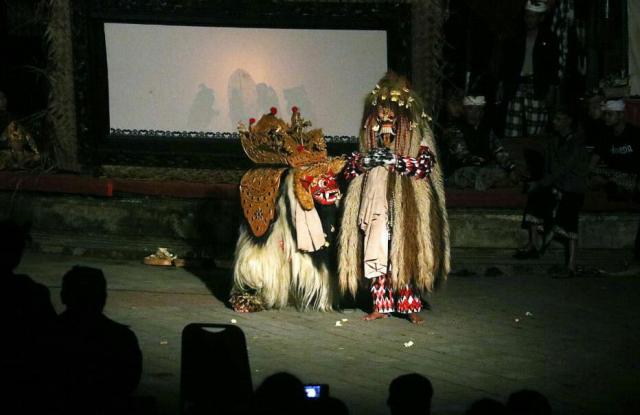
[505,82,548,138]
[551,0,575,80]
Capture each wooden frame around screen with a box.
[70,0,412,168]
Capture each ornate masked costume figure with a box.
[338,73,450,323]
[230,108,345,312]
[0,121,40,170]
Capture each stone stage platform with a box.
[17,252,640,415]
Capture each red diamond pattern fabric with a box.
[371,275,422,314]
[397,284,422,314]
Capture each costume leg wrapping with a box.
[371,275,395,313]
[396,284,423,314]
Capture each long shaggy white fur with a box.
[232,173,336,310]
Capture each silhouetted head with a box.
[307,396,349,415]
[445,89,465,120]
[463,96,486,127]
[552,106,578,135]
[61,266,107,313]
[507,389,551,415]
[0,219,29,273]
[466,398,507,415]
[387,373,434,415]
[524,10,546,31]
[586,94,604,120]
[253,372,306,415]
[523,1,547,31]
[602,99,626,128]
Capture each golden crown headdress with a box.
[363,72,430,123]
[238,107,328,167]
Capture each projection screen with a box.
[104,23,388,138]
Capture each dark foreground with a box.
[17,252,640,415]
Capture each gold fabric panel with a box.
[240,167,287,237]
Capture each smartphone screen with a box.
[304,384,328,399]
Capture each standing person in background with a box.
[500,0,559,138]
[515,107,589,278]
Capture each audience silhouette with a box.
[506,389,552,415]
[306,396,349,415]
[465,397,508,415]
[251,372,307,415]
[0,219,57,413]
[52,265,142,414]
[387,373,434,415]
[0,220,559,415]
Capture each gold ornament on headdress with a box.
[238,108,327,168]
[360,72,433,154]
[237,108,345,237]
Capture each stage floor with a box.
[17,252,640,415]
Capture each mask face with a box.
[376,105,397,136]
[301,171,341,206]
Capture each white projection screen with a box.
[104,23,388,138]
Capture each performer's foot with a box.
[229,292,264,313]
[408,313,424,324]
[363,311,389,321]
[232,303,252,313]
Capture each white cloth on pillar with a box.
[358,166,389,279]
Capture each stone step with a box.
[448,248,633,276]
[27,232,634,277]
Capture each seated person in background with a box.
[442,88,465,126]
[591,99,640,265]
[445,95,517,190]
[53,266,142,415]
[590,99,640,198]
[515,107,590,277]
[0,90,40,170]
[581,92,605,150]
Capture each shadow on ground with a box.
[184,261,233,306]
